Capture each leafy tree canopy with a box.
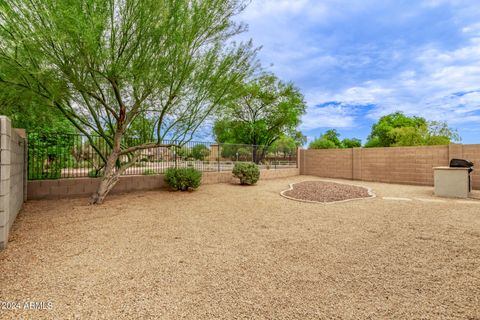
[271,134,306,156]
[341,138,362,148]
[0,0,257,203]
[309,129,361,149]
[213,73,306,161]
[0,88,75,134]
[309,138,337,149]
[365,112,461,147]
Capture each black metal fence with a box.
[27,132,298,180]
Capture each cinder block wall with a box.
[27,168,300,200]
[0,117,26,249]
[301,144,480,189]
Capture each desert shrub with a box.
[143,169,156,176]
[173,146,190,159]
[232,162,260,185]
[237,147,251,160]
[191,144,210,160]
[164,168,202,191]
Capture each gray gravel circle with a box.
[282,180,372,203]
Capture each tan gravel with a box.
[282,180,372,203]
[0,176,479,319]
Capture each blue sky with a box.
[237,0,480,144]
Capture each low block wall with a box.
[301,144,480,189]
[27,168,299,200]
[0,117,27,249]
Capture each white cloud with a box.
[237,0,480,134]
[240,0,330,22]
[306,38,480,128]
[300,103,356,130]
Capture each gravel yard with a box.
[282,180,373,203]
[1,176,479,319]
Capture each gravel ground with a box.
[0,176,479,319]
[282,180,372,203]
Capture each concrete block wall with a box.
[300,148,353,179]
[358,145,448,186]
[301,144,479,189]
[27,168,300,200]
[0,117,26,249]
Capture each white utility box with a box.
[433,167,472,198]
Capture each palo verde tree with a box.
[213,73,306,163]
[0,0,257,204]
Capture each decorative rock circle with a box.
[280,181,375,204]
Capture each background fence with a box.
[27,132,298,180]
[300,144,480,189]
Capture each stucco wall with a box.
[0,117,27,249]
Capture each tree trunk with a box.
[90,129,124,205]
[90,151,120,204]
[258,147,267,164]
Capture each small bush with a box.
[143,169,156,176]
[232,162,260,185]
[164,168,202,191]
[192,144,210,160]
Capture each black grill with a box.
[450,158,474,173]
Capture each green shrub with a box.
[191,144,210,160]
[143,169,156,176]
[164,168,202,191]
[232,162,260,185]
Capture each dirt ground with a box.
[1,176,479,319]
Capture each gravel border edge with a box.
[280,180,377,205]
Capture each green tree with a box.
[321,129,343,147]
[427,121,461,144]
[366,112,427,147]
[0,0,256,204]
[309,138,337,149]
[309,130,361,149]
[213,73,306,163]
[365,112,460,147]
[271,133,306,157]
[0,94,75,133]
[341,138,362,148]
[191,144,210,161]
